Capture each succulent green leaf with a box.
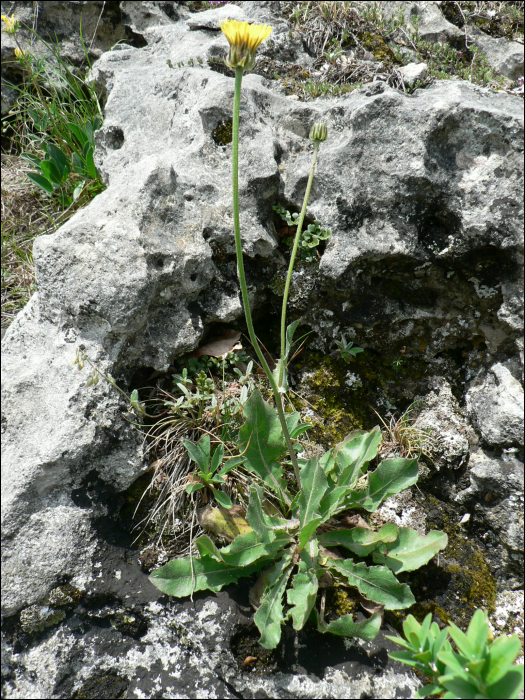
[319,523,398,557]
[438,650,471,679]
[485,635,522,685]
[295,457,328,527]
[20,153,42,168]
[254,551,294,649]
[287,560,318,630]
[185,482,204,494]
[328,559,415,609]
[484,668,524,700]
[40,159,63,186]
[85,145,99,179]
[388,650,429,670]
[217,455,245,476]
[386,635,413,652]
[286,411,311,439]
[437,673,480,699]
[372,528,448,572]
[445,621,476,660]
[466,608,491,660]
[69,123,88,149]
[414,683,445,698]
[72,152,87,175]
[349,458,419,512]
[149,555,260,597]
[239,391,288,499]
[285,319,301,360]
[314,609,382,641]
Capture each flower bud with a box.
[309,122,327,142]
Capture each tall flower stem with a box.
[231,67,301,489]
[278,140,320,389]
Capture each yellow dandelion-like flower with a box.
[14,47,24,59]
[219,19,272,72]
[1,14,19,34]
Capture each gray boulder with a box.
[466,363,524,448]
[0,0,183,114]
[456,449,524,587]
[381,1,524,80]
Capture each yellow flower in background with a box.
[14,47,24,59]
[1,14,19,34]
[219,19,272,72]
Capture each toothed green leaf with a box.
[239,391,288,500]
[372,528,448,573]
[149,555,261,597]
[319,523,398,557]
[348,458,419,513]
[295,456,328,526]
[327,559,415,609]
[254,551,294,649]
[287,560,318,630]
[313,609,382,641]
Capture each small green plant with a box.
[392,356,404,371]
[273,205,331,262]
[374,400,437,460]
[336,336,364,363]
[167,369,217,420]
[21,118,102,208]
[183,435,245,508]
[387,610,524,699]
[3,15,105,210]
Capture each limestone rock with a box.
[414,379,471,470]
[467,23,524,81]
[456,449,524,586]
[466,363,524,448]
[398,62,428,85]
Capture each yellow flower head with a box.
[14,47,24,59]
[1,14,19,34]
[219,19,272,72]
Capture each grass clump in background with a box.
[1,13,104,330]
[270,1,523,99]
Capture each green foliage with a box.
[387,610,524,699]
[150,391,448,649]
[22,118,102,207]
[168,353,255,429]
[183,434,245,509]
[273,205,332,262]
[336,336,364,363]
[5,23,105,210]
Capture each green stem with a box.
[231,67,301,489]
[278,140,320,388]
